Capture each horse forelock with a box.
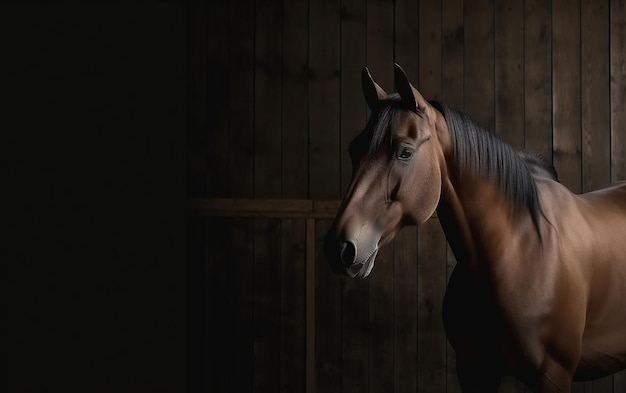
[431,102,543,235]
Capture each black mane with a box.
[431,102,544,234]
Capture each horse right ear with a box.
[361,67,387,111]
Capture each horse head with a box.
[324,64,447,278]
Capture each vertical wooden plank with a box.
[339,2,369,389]
[553,0,582,193]
[495,0,524,149]
[366,0,394,94]
[306,218,317,393]
[186,217,209,391]
[187,0,209,198]
[309,0,341,390]
[394,0,419,82]
[253,218,282,392]
[309,0,341,200]
[206,218,232,392]
[369,244,395,392]
[394,226,418,393]
[282,0,309,199]
[582,0,610,194]
[315,219,342,393]
[280,219,307,392]
[255,0,283,199]
[417,220,448,393]
[442,0,464,110]
[206,0,229,197]
[281,0,309,390]
[418,0,442,101]
[226,2,256,392]
[253,2,283,391]
[524,0,552,160]
[230,218,255,393]
[340,0,366,195]
[464,0,495,130]
[611,0,626,183]
[229,0,255,198]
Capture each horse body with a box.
[324,64,626,392]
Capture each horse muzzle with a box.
[323,233,379,279]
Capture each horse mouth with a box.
[346,247,379,279]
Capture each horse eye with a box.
[398,147,413,161]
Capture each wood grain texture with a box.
[417,219,448,393]
[524,0,553,160]
[229,0,255,198]
[581,0,610,193]
[611,0,626,182]
[394,227,418,393]
[464,0,494,130]
[309,0,341,199]
[340,0,366,195]
[552,0,582,193]
[495,0,524,149]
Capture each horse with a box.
[323,63,626,392]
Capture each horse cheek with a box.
[414,162,441,224]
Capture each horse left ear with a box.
[393,63,427,111]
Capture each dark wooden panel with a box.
[464,0,494,130]
[394,0,419,79]
[418,0,442,100]
[254,0,283,198]
[206,218,232,392]
[340,0,366,195]
[315,219,342,393]
[253,219,282,392]
[553,0,582,193]
[366,0,394,92]
[581,0,610,194]
[394,226,418,393]
[341,272,370,393]
[309,0,341,199]
[280,219,307,392]
[417,220,448,393]
[524,0,552,160]
[495,0,524,149]
[229,218,255,392]
[186,216,209,391]
[206,0,229,197]
[611,0,626,182]
[369,243,395,392]
[442,0,464,110]
[187,0,209,197]
[282,0,309,199]
[229,0,255,198]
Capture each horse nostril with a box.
[340,241,357,267]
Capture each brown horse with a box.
[324,64,626,392]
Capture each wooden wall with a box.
[188,0,626,392]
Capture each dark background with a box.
[1,2,186,392]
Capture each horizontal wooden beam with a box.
[189,198,439,220]
[188,198,341,219]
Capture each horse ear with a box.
[394,63,431,112]
[361,67,387,111]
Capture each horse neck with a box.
[436,154,530,273]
